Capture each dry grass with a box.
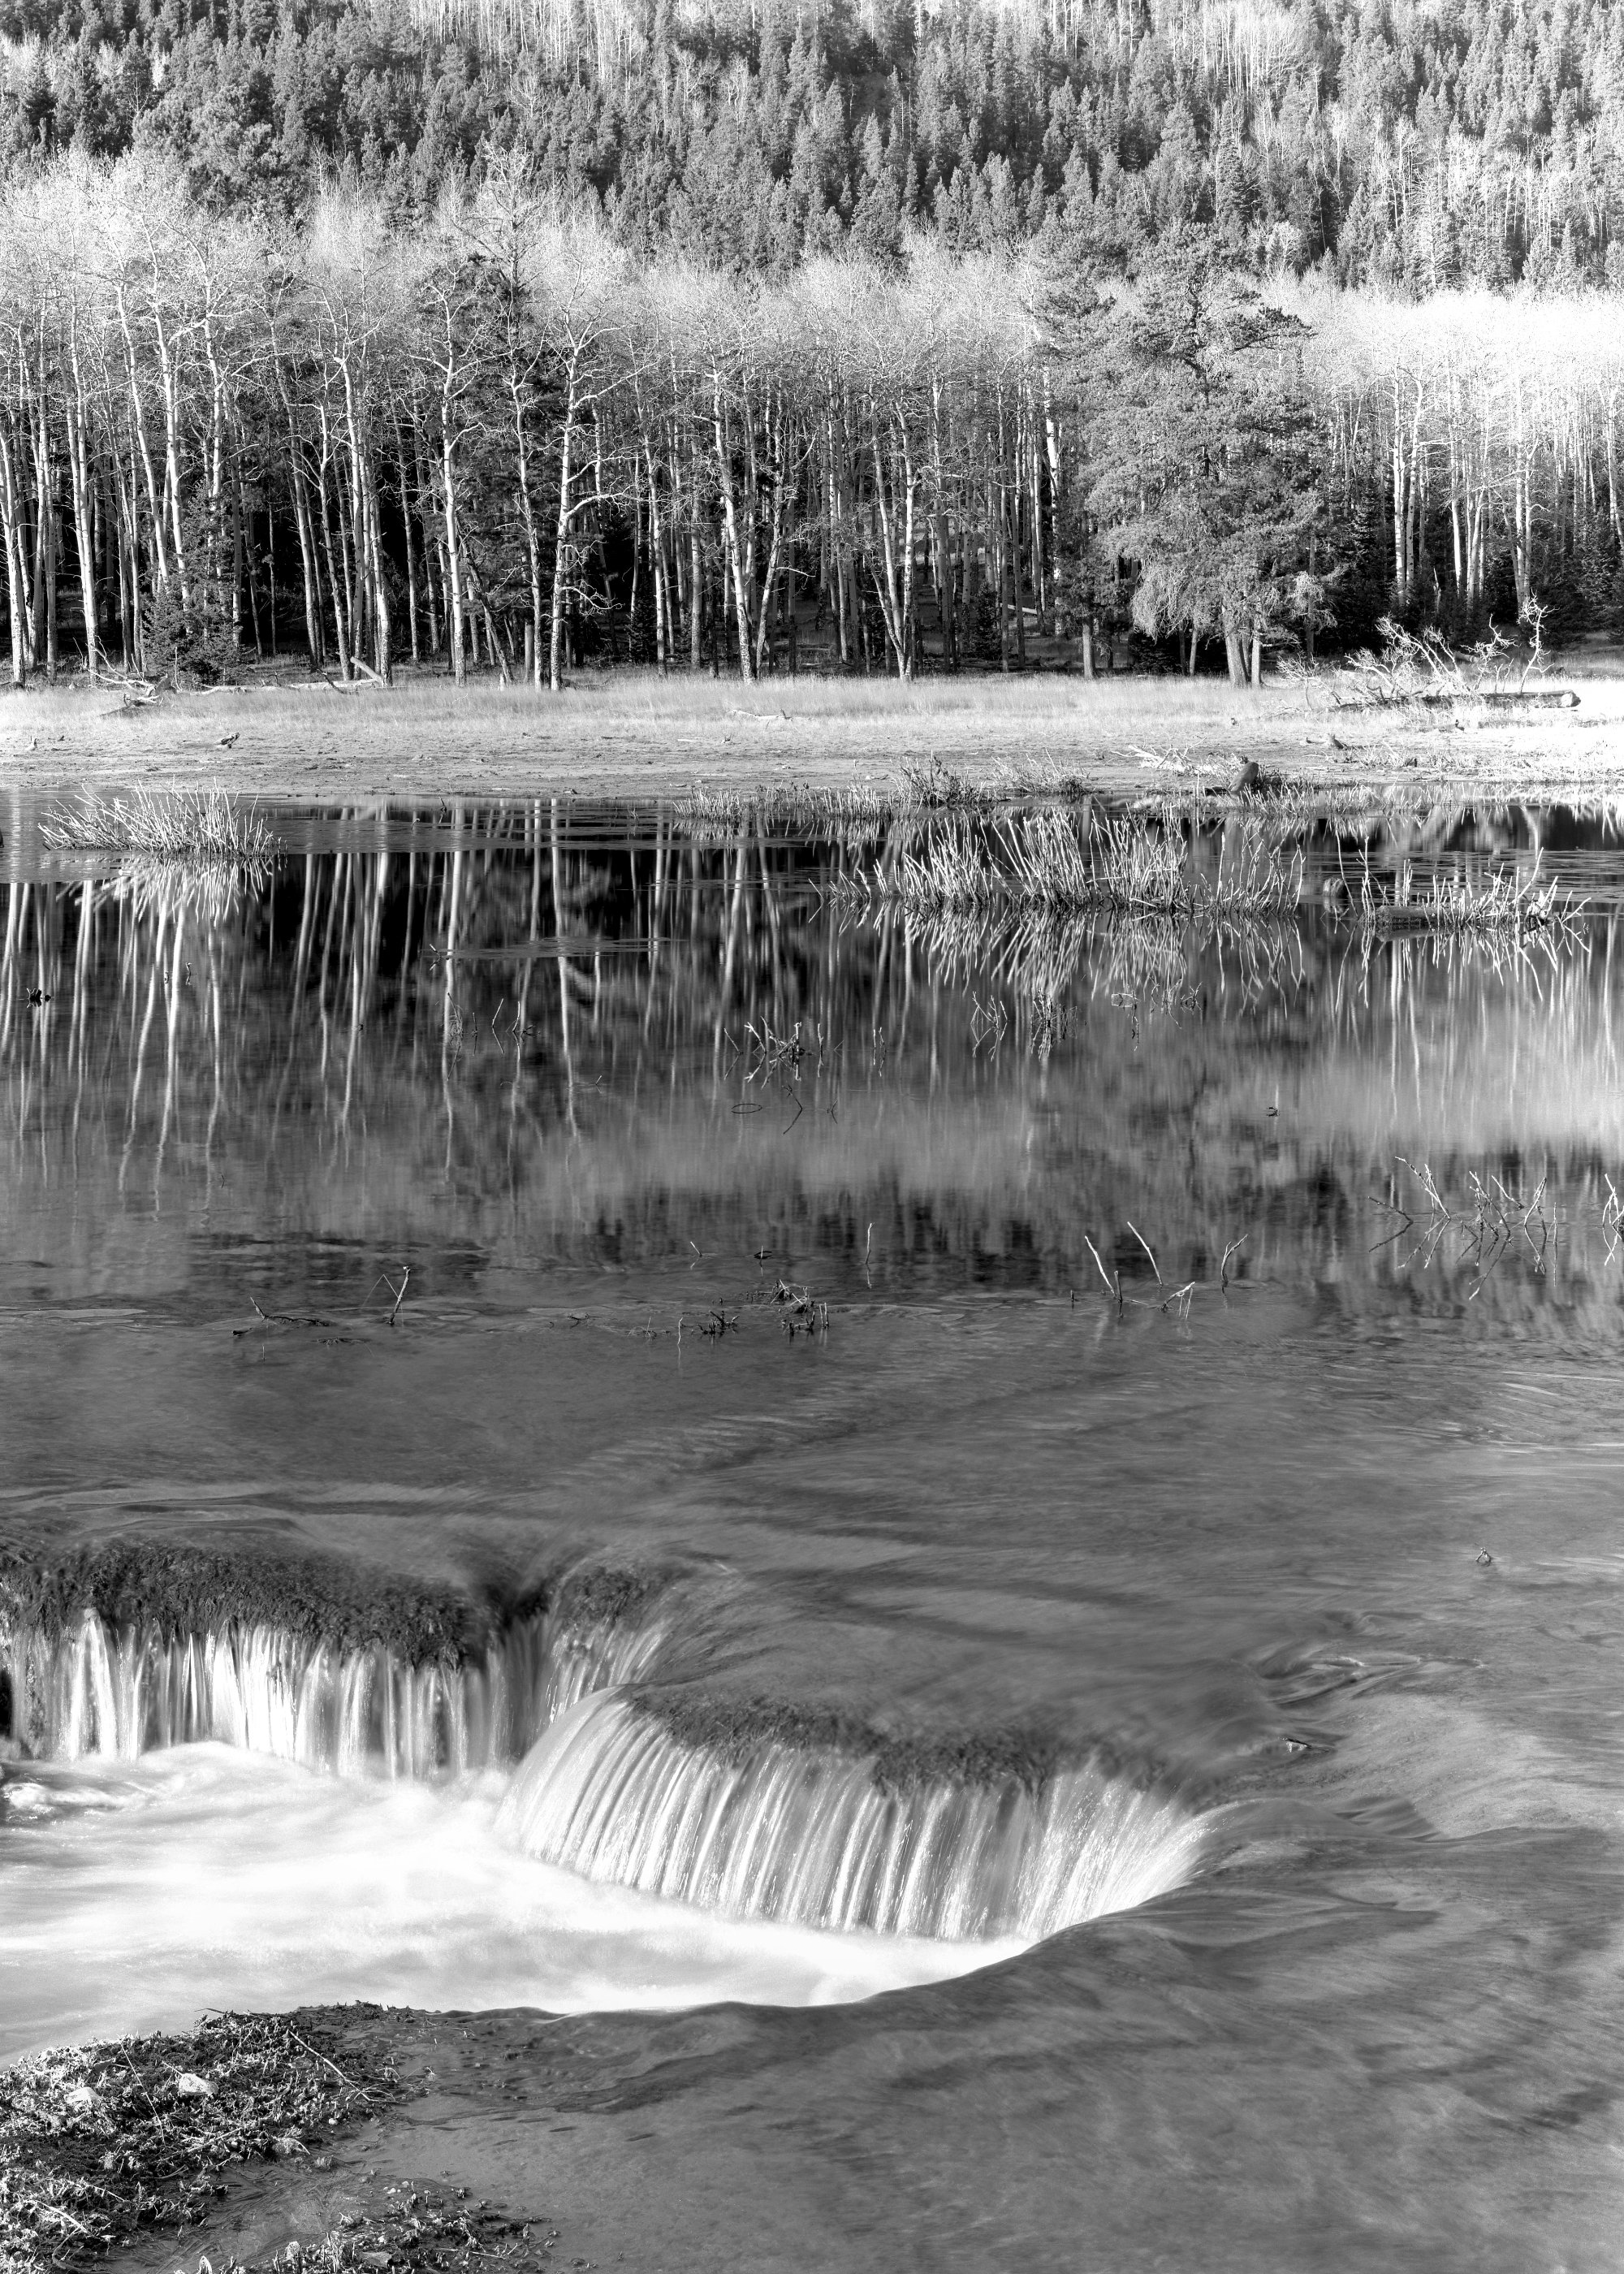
[1358,850,1583,939]
[304,665,1272,728]
[875,809,1303,919]
[2,661,1622,821]
[6,664,1273,734]
[39,787,272,860]
[673,781,896,837]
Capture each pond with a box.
[2,792,1622,2269]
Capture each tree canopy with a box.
[1,0,1622,289]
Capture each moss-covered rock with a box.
[0,1540,498,1667]
[632,1688,1069,1796]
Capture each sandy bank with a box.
[0,668,1621,807]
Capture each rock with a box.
[175,2073,214,2099]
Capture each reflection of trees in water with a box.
[2,803,1623,1322]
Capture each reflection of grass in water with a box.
[6,826,1624,1338]
[898,884,1589,1074]
[869,804,1587,949]
[40,788,272,861]
[901,900,1305,1051]
[105,854,271,927]
[904,903,1185,1020]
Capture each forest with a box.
[0,0,1617,686]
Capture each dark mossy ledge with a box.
[628,1688,1072,1796]
[0,1541,679,1671]
[511,1559,677,1634]
[627,1688,1213,1805]
[0,1541,499,1665]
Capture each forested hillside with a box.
[1,0,1619,283]
[0,1,1616,687]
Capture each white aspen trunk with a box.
[511,365,544,686]
[1043,385,1065,642]
[710,366,756,681]
[64,321,99,681]
[441,360,466,685]
[644,436,669,677]
[550,370,577,693]
[393,409,420,664]
[0,422,26,687]
[116,288,169,593]
[752,404,789,679]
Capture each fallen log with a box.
[1412,687,1579,710]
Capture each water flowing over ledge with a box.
[497,1691,1208,1943]
[0,1547,663,1777]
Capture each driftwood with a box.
[104,677,158,710]
[322,659,387,691]
[1412,688,1579,711]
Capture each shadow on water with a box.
[2,795,1624,2269]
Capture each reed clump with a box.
[1359,852,1582,940]
[879,810,1303,919]
[39,788,273,861]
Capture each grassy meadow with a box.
[1,662,1622,810]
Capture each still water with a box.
[2,794,1622,2269]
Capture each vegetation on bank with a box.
[0,2010,408,2272]
[839,802,1583,942]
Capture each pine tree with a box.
[1074,226,1324,684]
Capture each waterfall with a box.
[497,1692,1207,1942]
[0,1601,663,1779]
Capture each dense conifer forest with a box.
[0,0,1617,685]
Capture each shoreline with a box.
[0,2002,572,2274]
[0,668,1622,810]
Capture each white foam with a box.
[0,1745,1025,2061]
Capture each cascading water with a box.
[497,1690,1208,1942]
[2,1550,1210,1975]
[0,1598,663,1778]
